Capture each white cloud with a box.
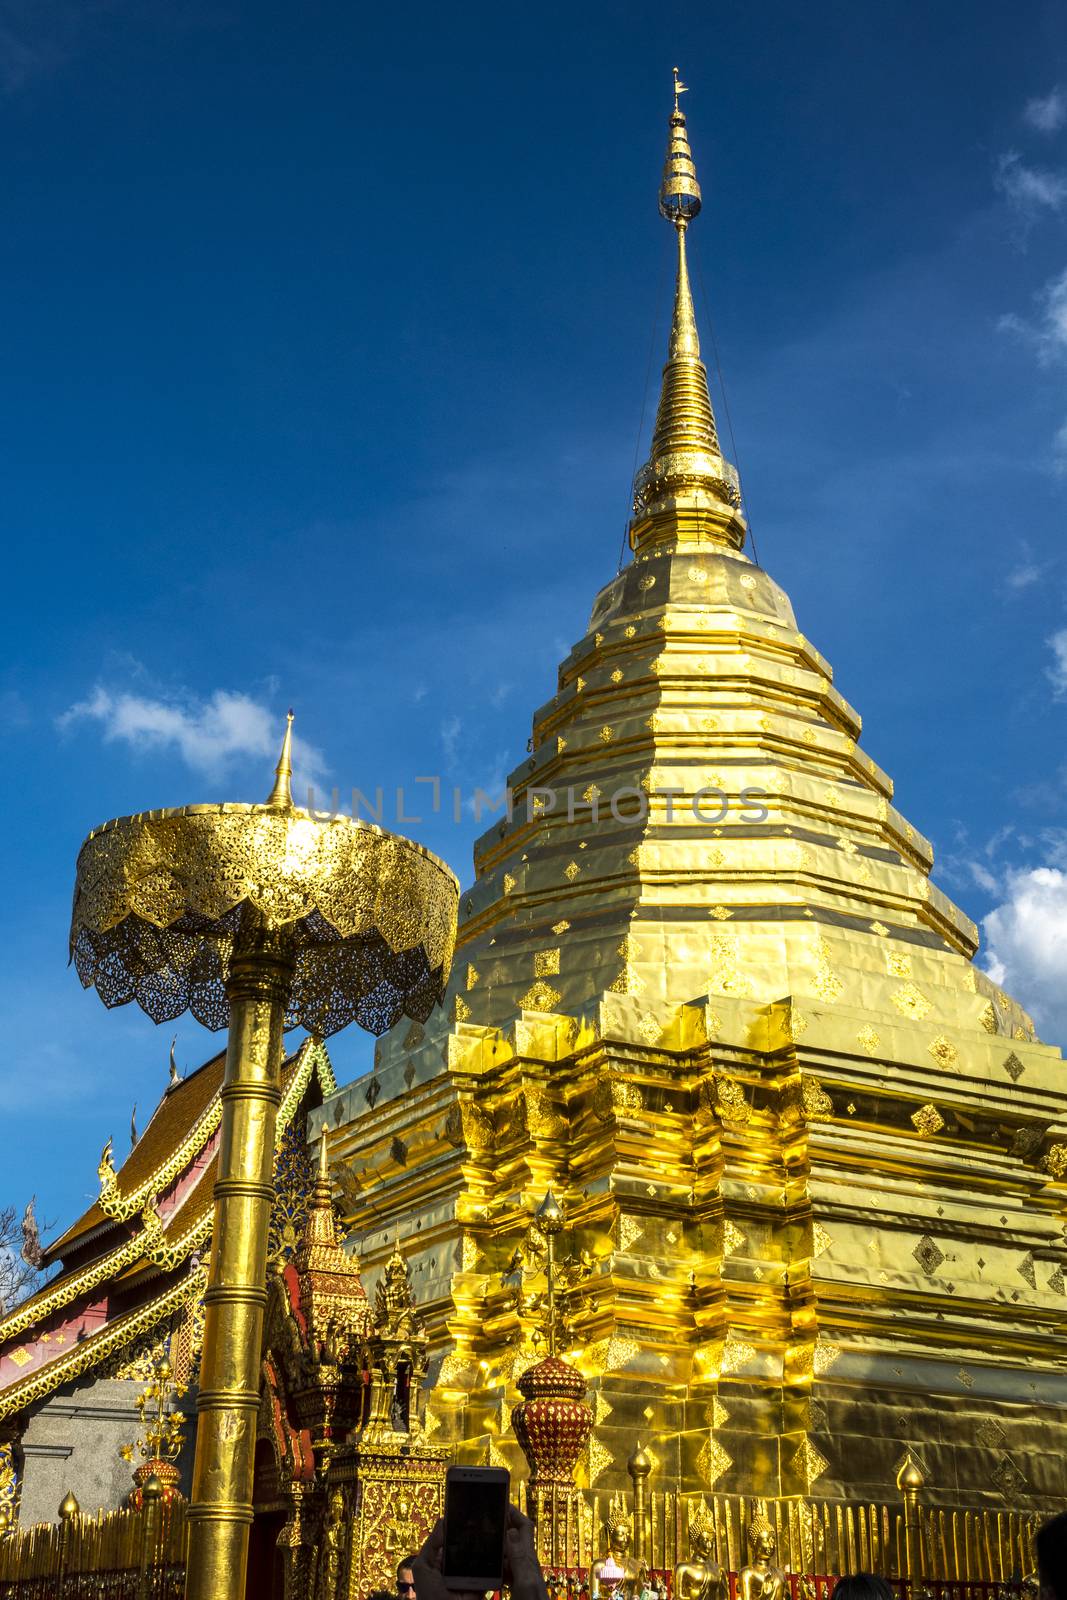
[58,686,327,785]
[966,859,1000,894]
[440,714,462,771]
[1047,630,1067,698]
[983,866,1067,1046]
[999,266,1067,363]
[1006,539,1044,589]
[994,151,1067,219]
[1053,419,1067,477]
[1025,87,1067,135]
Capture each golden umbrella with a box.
[69,715,458,1600]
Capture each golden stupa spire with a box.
[265,709,295,808]
[630,73,746,554]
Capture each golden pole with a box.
[897,1456,924,1600]
[185,918,294,1600]
[627,1443,651,1563]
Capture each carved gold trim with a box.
[99,1097,223,1222]
[0,1268,207,1423]
[0,1228,147,1347]
[0,1039,333,1364]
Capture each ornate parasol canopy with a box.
[69,722,458,1037]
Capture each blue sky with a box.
[2,0,1066,1235]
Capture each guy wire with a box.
[618,243,669,574]
[691,234,762,572]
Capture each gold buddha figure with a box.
[739,1513,788,1600]
[383,1491,415,1555]
[590,1499,642,1598]
[673,1509,728,1600]
[316,1488,346,1600]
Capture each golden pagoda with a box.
[318,78,1067,1520]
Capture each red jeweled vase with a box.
[510,1355,593,1487]
[128,1459,183,1509]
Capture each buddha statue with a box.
[674,1510,728,1600]
[590,1500,642,1598]
[739,1513,788,1600]
[316,1489,346,1600]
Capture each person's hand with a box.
[410,1504,548,1600]
[412,1518,488,1600]
[504,1504,549,1600]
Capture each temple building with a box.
[0,1037,336,1526]
[313,85,1067,1512]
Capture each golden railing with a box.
[0,1495,186,1599]
[0,1482,1039,1597]
[517,1485,1038,1590]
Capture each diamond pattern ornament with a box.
[812,1222,833,1258]
[813,1335,841,1376]
[911,1103,945,1138]
[790,1438,830,1488]
[928,1035,959,1070]
[991,1457,1028,1497]
[587,1435,613,1485]
[891,982,932,1020]
[519,979,561,1012]
[720,1334,757,1374]
[723,1220,745,1256]
[913,1235,945,1276]
[802,1076,833,1118]
[976,1419,1008,1450]
[1043,1144,1067,1180]
[697,1432,732,1486]
[638,1011,662,1044]
[618,1214,644,1252]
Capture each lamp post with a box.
[69,716,458,1600]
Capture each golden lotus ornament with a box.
[68,715,458,1600]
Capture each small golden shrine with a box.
[256,1137,447,1598]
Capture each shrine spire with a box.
[630,73,746,554]
[265,710,295,809]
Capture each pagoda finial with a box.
[630,74,745,554]
[265,710,295,809]
[310,1128,333,1212]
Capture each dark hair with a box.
[1038,1513,1067,1600]
[396,1558,418,1580]
[829,1578,894,1600]
[368,1591,397,1600]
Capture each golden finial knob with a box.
[627,1440,652,1479]
[660,69,701,226]
[59,1490,80,1520]
[265,709,295,809]
[535,1190,564,1235]
[897,1455,925,1491]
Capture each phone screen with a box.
[443,1471,509,1584]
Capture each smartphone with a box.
[442,1465,510,1591]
